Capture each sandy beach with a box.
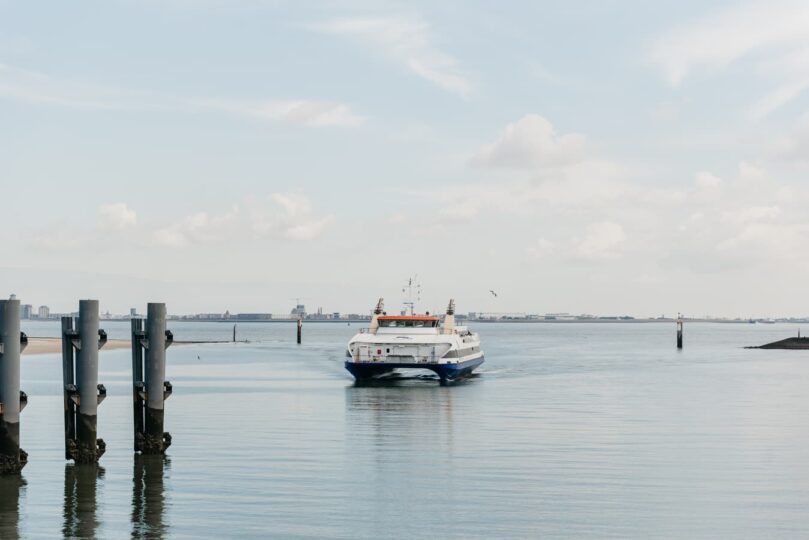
[23,337,131,356]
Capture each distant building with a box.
[290,304,306,318]
[236,313,273,321]
[194,313,224,320]
[20,304,33,319]
[130,308,137,318]
[38,305,50,319]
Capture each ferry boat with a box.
[345,298,484,383]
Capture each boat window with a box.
[378,318,438,327]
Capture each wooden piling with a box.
[676,314,683,349]
[297,319,302,344]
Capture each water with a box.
[2,321,809,539]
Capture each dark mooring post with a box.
[132,303,173,454]
[62,300,107,463]
[233,324,236,343]
[131,317,144,451]
[676,314,683,349]
[0,299,28,474]
[297,318,302,344]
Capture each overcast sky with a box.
[3,0,809,317]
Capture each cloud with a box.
[0,62,362,127]
[650,1,809,117]
[152,206,240,247]
[442,114,809,278]
[0,63,124,109]
[438,200,480,222]
[151,193,330,248]
[197,98,364,127]
[650,1,809,85]
[575,222,626,260]
[772,112,809,161]
[694,171,722,190]
[310,15,472,97]
[252,193,331,240]
[525,238,555,261]
[470,114,586,170]
[97,203,137,231]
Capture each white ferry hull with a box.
[345,355,484,383]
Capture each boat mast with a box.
[401,276,421,316]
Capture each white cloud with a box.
[650,1,809,85]
[310,15,472,97]
[197,98,364,127]
[152,206,240,247]
[439,200,480,222]
[97,203,137,231]
[772,113,809,161]
[650,1,809,117]
[575,222,626,260]
[470,114,586,170]
[525,238,555,261]
[0,63,124,109]
[0,62,363,128]
[694,171,722,190]
[254,193,332,240]
[145,193,334,248]
[721,205,781,225]
[444,115,809,279]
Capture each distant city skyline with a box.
[4,1,809,316]
[11,294,805,323]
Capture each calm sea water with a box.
[1,321,808,539]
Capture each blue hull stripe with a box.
[345,355,484,381]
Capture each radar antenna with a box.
[401,275,421,316]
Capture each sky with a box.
[2,0,809,317]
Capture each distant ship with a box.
[345,298,484,384]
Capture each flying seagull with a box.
[489,290,498,297]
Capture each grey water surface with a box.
[1,321,808,539]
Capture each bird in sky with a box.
[490,290,498,297]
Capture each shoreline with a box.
[23,337,130,356]
[22,338,225,356]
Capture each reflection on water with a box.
[131,455,170,539]
[63,465,104,539]
[346,381,457,454]
[0,475,25,540]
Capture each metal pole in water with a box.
[62,316,76,460]
[145,303,172,453]
[131,318,144,452]
[0,299,27,474]
[297,318,302,344]
[64,300,107,463]
[676,314,683,349]
[133,303,172,454]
